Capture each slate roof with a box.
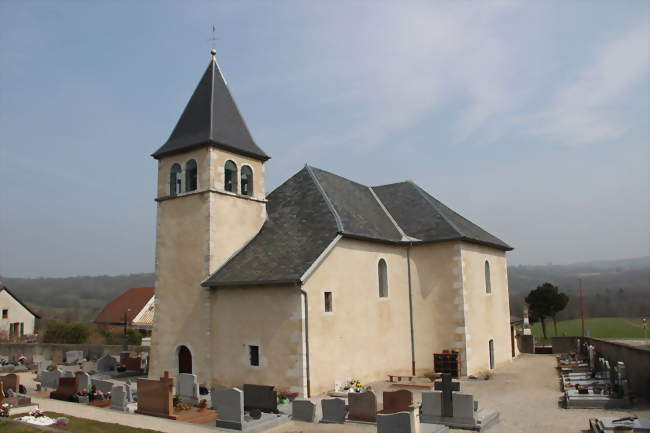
[152,56,269,161]
[203,166,511,288]
[94,287,154,326]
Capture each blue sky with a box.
[1,1,648,277]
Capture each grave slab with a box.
[320,398,347,424]
[348,390,377,423]
[178,373,199,405]
[292,399,316,423]
[589,416,650,433]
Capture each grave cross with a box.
[434,373,460,417]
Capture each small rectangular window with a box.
[2,309,7,319]
[249,345,260,367]
[324,291,333,312]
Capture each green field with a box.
[532,317,648,339]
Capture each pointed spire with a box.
[152,52,269,161]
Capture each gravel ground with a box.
[17,354,650,433]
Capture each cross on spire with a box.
[209,25,220,56]
[434,373,460,417]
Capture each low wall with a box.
[552,336,650,400]
[0,343,149,363]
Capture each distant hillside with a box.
[1,256,648,324]
[0,273,155,323]
[508,256,650,320]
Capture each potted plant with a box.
[198,399,208,412]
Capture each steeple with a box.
[152,51,269,161]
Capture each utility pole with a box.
[579,277,585,337]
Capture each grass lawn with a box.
[6,412,163,433]
[532,317,649,339]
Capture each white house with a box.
[0,285,40,340]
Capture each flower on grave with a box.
[29,409,44,418]
[55,417,69,426]
[1,403,14,417]
[77,389,89,396]
[92,390,104,400]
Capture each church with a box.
[149,50,514,397]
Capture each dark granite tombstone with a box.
[0,373,20,393]
[243,384,278,413]
[50,376,79,401]
[381,389,412,414]
[377,411,412,433]
[434,374,460,417]
[348,390,377,422]
[321,398,347,424]
[292,399,316,423]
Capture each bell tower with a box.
[149,50,270,381]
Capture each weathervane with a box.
[209,25,219,56]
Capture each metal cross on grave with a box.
[434,373,460,417]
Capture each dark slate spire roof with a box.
[203,166,511,288]
[152,55,269,161]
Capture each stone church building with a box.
[149,51,514,397]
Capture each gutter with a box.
[407,242,416,375]
[299,287,311,398]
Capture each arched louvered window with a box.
[489,339,495,369]
[485,260,492,294]
[378,258,388,298]
[240,165,253,196]
[170,163,182,196]
[224,160,237,192]
[185,159,197,192]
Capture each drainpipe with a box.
[407,243,416,376]
[299,287,311,398]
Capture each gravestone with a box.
[76,371,90,392]
[63,371,74,378]
[243,384,278,413]
[377,411,411,433]
[66,350,84,364]
[91,379,114,394]
[81,360,96,372]
[452,394,477,425]
[178,373,199,404]
[421,389,499,430]
[50,376,78,401]
[292,399,316,423]
[212,387,244,430]
[111,385,127,411]
[348,390,377,422]
[434,374,460,417]
[37,360,52,375]
[321,398,347,423]
[125,380,135,403]
[41,369,62,389]
[422,392,442,418]
[0,373,20,393]
[97,354,117,372]
[135,371,176,419]
[381,389,412,414]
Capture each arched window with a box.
[185,159,197,192]
[378,258,388,298]
[485,260,492,294]
[169,163,182,196]
[240,165,253,196]
[177,345,192,374]
[224,160,237,192]
[489,339,495,369]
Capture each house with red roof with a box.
[94,287,154,335]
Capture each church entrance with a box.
[178,345,192,374]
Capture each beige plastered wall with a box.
[409,241,468,374]
[150,146,267,386]
[210,285,305,395]
[304,238,412,396]
[0,290,36,336]
[460,242,513,374]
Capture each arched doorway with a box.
[178,345,192,374]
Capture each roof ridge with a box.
[368,186,414,241]
[408,180,465,238]
[305,164,344,233]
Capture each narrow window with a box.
[185,159,198,192]
[489,339,495,369]
[485,260,492,294]
[20,323,24,337]
[324,291,333,312]
[240,165,253,196]
[249,345,260,367]
[378,259,388,298]
[224,160,237,192]
[169,163,182,196]
[2,309,7,319]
